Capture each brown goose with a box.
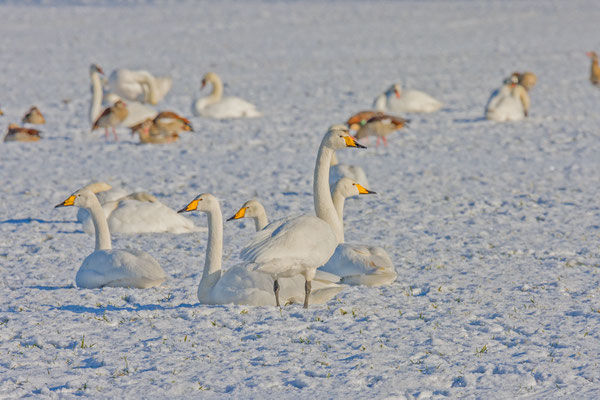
[92,100,128,141]
[355,114,409,147]
[22,106,46,124]
[4,123,41,142]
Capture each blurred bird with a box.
[92,100,128,141]
[346,110,383,131]
[22,106,45,124]
[4,123,41,142]
[130,118,180,144]
[587,51,600,86]
[355,114,409,147]
[516,71,537,91]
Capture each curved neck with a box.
[139,72,159,105]
[198,204,223,302]
[331,190,346,243]
[373,94,386,111]
[86,196,112,251]
[253,205,269,231]
[314,145,344,243]
[90,71,103,124]
[207,77,223,103]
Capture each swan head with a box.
[323,125,366,150]
[178,193,218,213]
[83,182,112,194]
[332,177,376,199]
[386,83,402,98]
[227,199,265,222]
[89,64,104,75]
[55,188,97,209]
[201,72,220,89]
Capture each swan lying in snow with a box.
[374,83,443,113]
[177,193,343,306]
[230,178,396,286]
[329,152,369,190]
[55,188,167,289]
[76,182,199,235]
[485,73,529,121]
[192,72,262,119]
[238,126,365,308]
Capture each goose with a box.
[239,125,365,308]
[516,71,537,91]
[485,74,529,121]
[329,152,369,190]
[229,179,396,286]
[192,72,262,119]
[107,68,172,105]
[374,83,443,113]
[178,194,343,306]
[355,114,409,147]
[76,182,198,235]
[55,188,167,289]
[22,106,45,125]
[89,64,157,129]
[130,119,180,144]
[92,100,128,141]
[346,110,383,131]
[4,123,41,142]
[587,52,600,86]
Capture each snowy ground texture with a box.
[1,0,600,398]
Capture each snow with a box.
[1,0,600,398]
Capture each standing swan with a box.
[240,125,365,308]
[89,64,157,129]
[177,193,343,306]
[55,188,167,289]
[192,72,262,119]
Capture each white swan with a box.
[485,74,529,122]
[89,64,157,129]
[76,182,198,235]
[192,72,262,119]
[178,193,343,306]
[229,179,396,286]
[107,68,172,105]
[320,178,397,286]
[240,125,365,308]
[329,153,369,190]
[55,188,167,289]
[373,83,443,113]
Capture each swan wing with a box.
[76,249,166,289]
[108,200,199,234]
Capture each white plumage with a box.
[55,188,167,289]
[374,83,443,113]
[192,72,262,119]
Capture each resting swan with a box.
[76,182,198,235]
[178,194,343,306]
[485,74,529,121]
[374,83,443,113]
[239,125,365,308]
[55,188,167,289]
[89,64,157,129]
[329,152,369,190]
[192,72,262,119]
[107,68,172,105]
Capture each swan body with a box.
[329,153,369,189]
[76,182,198,235]
[320,177,397,286]
[374,83,443,113]
[193,72,262,119]
[89,64,157,128]
[55,188,167,289]
[239,125,365,307]
[485,75,529,121]
[107,68,172,105]
[178,194,342,306]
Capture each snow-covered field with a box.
[1,0,600,398]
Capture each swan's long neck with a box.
[331,190,346,243]
[253,205,269,231]
[198,204,223,303]
[207,77,223,103]
[139,72,159,105]
[314,145,344,243]
[90,71,103,124]
[86,196,112,251]
[373,93,386,111]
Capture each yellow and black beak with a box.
[55,195,75,208]
[227,207,247,222]
[356,184,376,195]
[344,135,367,149]
[178,199,199,213]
